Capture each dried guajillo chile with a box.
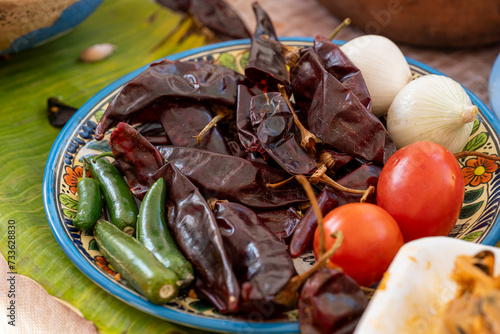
[94,220,180,305]
[156,101,232,155]
[109,123,308,208]
[138,123,170,145]
[189,0,250,40]
[210,200,294,306]
[110,123,164,200]
[137,178,194,288]
[152,162,240,313]
[156,0,189,13]
[291,48,396,165]
[85,154,139,235]
[47,97,78,128]
[289,186,339,257]
[314,35,372,112]
[95,60,247,140]
[157,146,309,209]
[156,0,250,40]
[298,268,368,334]
[332,163,381,205]
[244,2,290,91]
[236,84,265,153]
[256,207,302,243]
[249,92,317,175]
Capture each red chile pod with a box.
[256,207,302,243]
[156,146,309,209]
[96,60,246,140]
[290,48,396,165]
[289,187,339,258]
[190,0,250,40]
[110,122,164,200]
[245,2,290,91]
[236,84,265,153]
[212,201,294,302]
[313,35,372,113]
[299,267,368,334]
[156,101,232,155]
[249,92,317,175]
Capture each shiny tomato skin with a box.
[313,203,404,287]
[377,141,464,242]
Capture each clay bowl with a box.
[0,0,102,55]
[318,0,500,48]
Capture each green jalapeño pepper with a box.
[73,163,102,230]
[94,220,179,304]
[86,154,138,235]
[137,178,194,288]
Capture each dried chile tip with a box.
[47,97,78,128]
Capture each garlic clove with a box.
[387,74,477,154]
[80,43,116,63]
[341,35,412,117]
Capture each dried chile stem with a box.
[310,166,368,195]
[266,176,295,189]
[454,151,500,161]
[274,230,344,307]
[329,18,351,40]
[298,201,311,211]
[295,175,326,257]
[206,198,228,211]
[319,152,336,170]
[277,84,320,155]
[195,106,232,144]
[360,186,375,203]
[309,164,328,184]
[260,34,302,68]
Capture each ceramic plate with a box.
[43,38,500,334]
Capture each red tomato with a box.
[377,141,464,242]
[313,203,404,287]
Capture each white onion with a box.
[386,74,477,153]
[341,35,412,117]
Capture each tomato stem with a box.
[360,186,375,203]
[266,176,295,189]
[454,151,500,161]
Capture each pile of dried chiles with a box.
[68,2,461,334]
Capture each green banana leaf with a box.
[0,0,213,332]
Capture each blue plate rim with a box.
[43,37,500,334]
